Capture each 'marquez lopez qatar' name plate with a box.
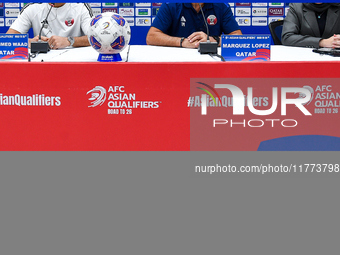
[221,34,270,61]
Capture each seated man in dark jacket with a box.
[146,3,242,48]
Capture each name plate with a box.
[0,34,29,60]
[221,34,271,61]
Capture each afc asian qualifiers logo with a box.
[87,86,106,107]
[86,85,161,115]
[65,17,75,27]
[207,15,217,25]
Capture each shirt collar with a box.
[183,3,213,10]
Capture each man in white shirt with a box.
[7,3,93,49]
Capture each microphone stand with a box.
[198,3,218,54]
[31,3,55,53]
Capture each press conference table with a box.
[27,45,340,62]
[2,45,340,151]
[31,45,222,62]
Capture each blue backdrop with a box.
[0,2,299,45]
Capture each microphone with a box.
[31,3,55,53]
[197,3,218,54]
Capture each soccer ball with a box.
[88,12,131,54]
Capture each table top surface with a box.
[6,45,340,63]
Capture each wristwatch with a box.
[67,36,75,46]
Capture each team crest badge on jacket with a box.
[65,18,75,27]
[207,15,217,25]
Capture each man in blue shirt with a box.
[146,3,242,48]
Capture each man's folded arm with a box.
[228,30,242,35]
[147,27,243,48]
[6,28,40,47]
[72,36,90,47]
[6,28,20,34]
[47,35,90,49]
[6,27,89,48]
[146,27,182,47]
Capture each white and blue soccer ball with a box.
[88,12,131,54]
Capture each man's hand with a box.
[319,36,334,48]
[28,35,48,48]
[187,31,208,47]
[332,34,340,48]
[181,38,199,48]
[319,34,340,48]
[47,35,71,50]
